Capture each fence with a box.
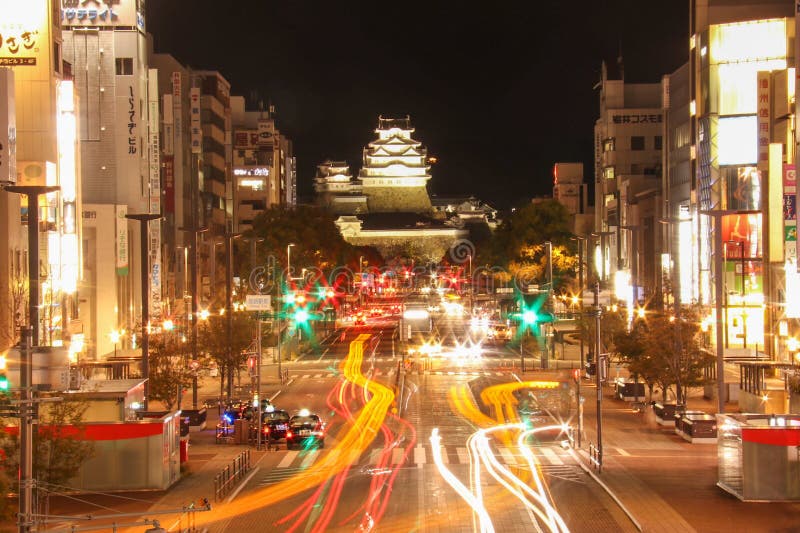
[213,449,252,501]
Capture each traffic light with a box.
[294,309,309,323]
[248,355,257,377]
[0,354,8,392]
[522,310,538,325]
[571,369,581,383]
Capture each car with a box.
[353,312,366,326]
[260,408,291,441]
[286,409,325,449]
[487,323,512,343]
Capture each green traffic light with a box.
[522,310,537,324]
[0,376,9,391]
[294,309,309,323]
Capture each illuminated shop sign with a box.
[61,0,143,30]
[234,167,269,177]
[0,0,47,67]
[721,213,762,259]
[611,114,662,124]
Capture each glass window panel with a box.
[710,19,787,63]
[718,116,757,166]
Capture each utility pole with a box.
[594,281,603,472]
[4,185,59,533]
[224,232,241,399]
[126,213,162,411]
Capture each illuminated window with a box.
[718,116,757,165]
[603,166,615,180]
[603,138,616,152]
[115,58,133,76]
[631,136,645,151]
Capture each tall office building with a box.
[61,0,157,359]
[0,1,83,354]
[594,62,664,307]
[689,0,797,360]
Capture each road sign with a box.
[245,295,272,311]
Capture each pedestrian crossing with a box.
[255,443,579,486]
[293,357,524,365]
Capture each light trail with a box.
[430,428,495,533]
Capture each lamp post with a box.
[110,329,122,357]
[126,213,162,411]
[224,232,241,400]
[591,231,615,289]
[280,244,296,381]
[4,184,59,533]
[178,225,208,409]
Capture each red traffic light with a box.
[571,369,580,382]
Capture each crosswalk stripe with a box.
[392,447,405,465]
[278,450,299,469]
[539,447,564,466]
[300,450,319,469]
[302,374,310,379]
[414,445,426,466]
[456,447,469,464]
[496,446,517,466]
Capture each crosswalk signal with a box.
[522,310,538,325]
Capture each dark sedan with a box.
[286,410,325,450]
[260,408,290,441]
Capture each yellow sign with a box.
[0,0,48,67]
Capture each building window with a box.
[631,136,645,150]
[654,136,663,150]
[603,166,615,180]
[603,138,616,152]
[115,58,133,76]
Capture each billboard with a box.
[721,213,762,260]
[60,0,144,30]
[0,0,49,68]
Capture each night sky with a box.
[146,1,689,210]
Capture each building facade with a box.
[61,0,154,359]
[593,63,664,310]
[1,0,83,355]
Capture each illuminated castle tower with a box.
[358,116,433,213]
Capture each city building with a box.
[61,0,155,360]
[1,1,83,356]
[230,97,296,232]
[552,162,593,237]
[593,61,665,311]
[688,1,798,361]
[430,195,499,229]
[661,62,694,310]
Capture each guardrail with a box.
[213,449,252,501]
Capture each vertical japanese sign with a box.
[190,87,201,154]
[0,68,16,183]
[257,118,274,145]
[116,205,129,276]
[119,84,138,158]
[756,71,771,171]
[785,164,797,263]
[147,70,161,319]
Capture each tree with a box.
[489,200,576,293]
[198,313,255,400]
[148,335,196,410]
[615,310,713,404]
[1,399,94,518]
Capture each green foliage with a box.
[245,205,361,275]
[198,313,255,398]
[148,335,196,410]
[615,309,713,404]
[489,200,577,291]
[0,399,95,496]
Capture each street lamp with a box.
[178,224,208,409]
[287,243,296,283]
[125,212,162,412]
[109,329,122,357]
